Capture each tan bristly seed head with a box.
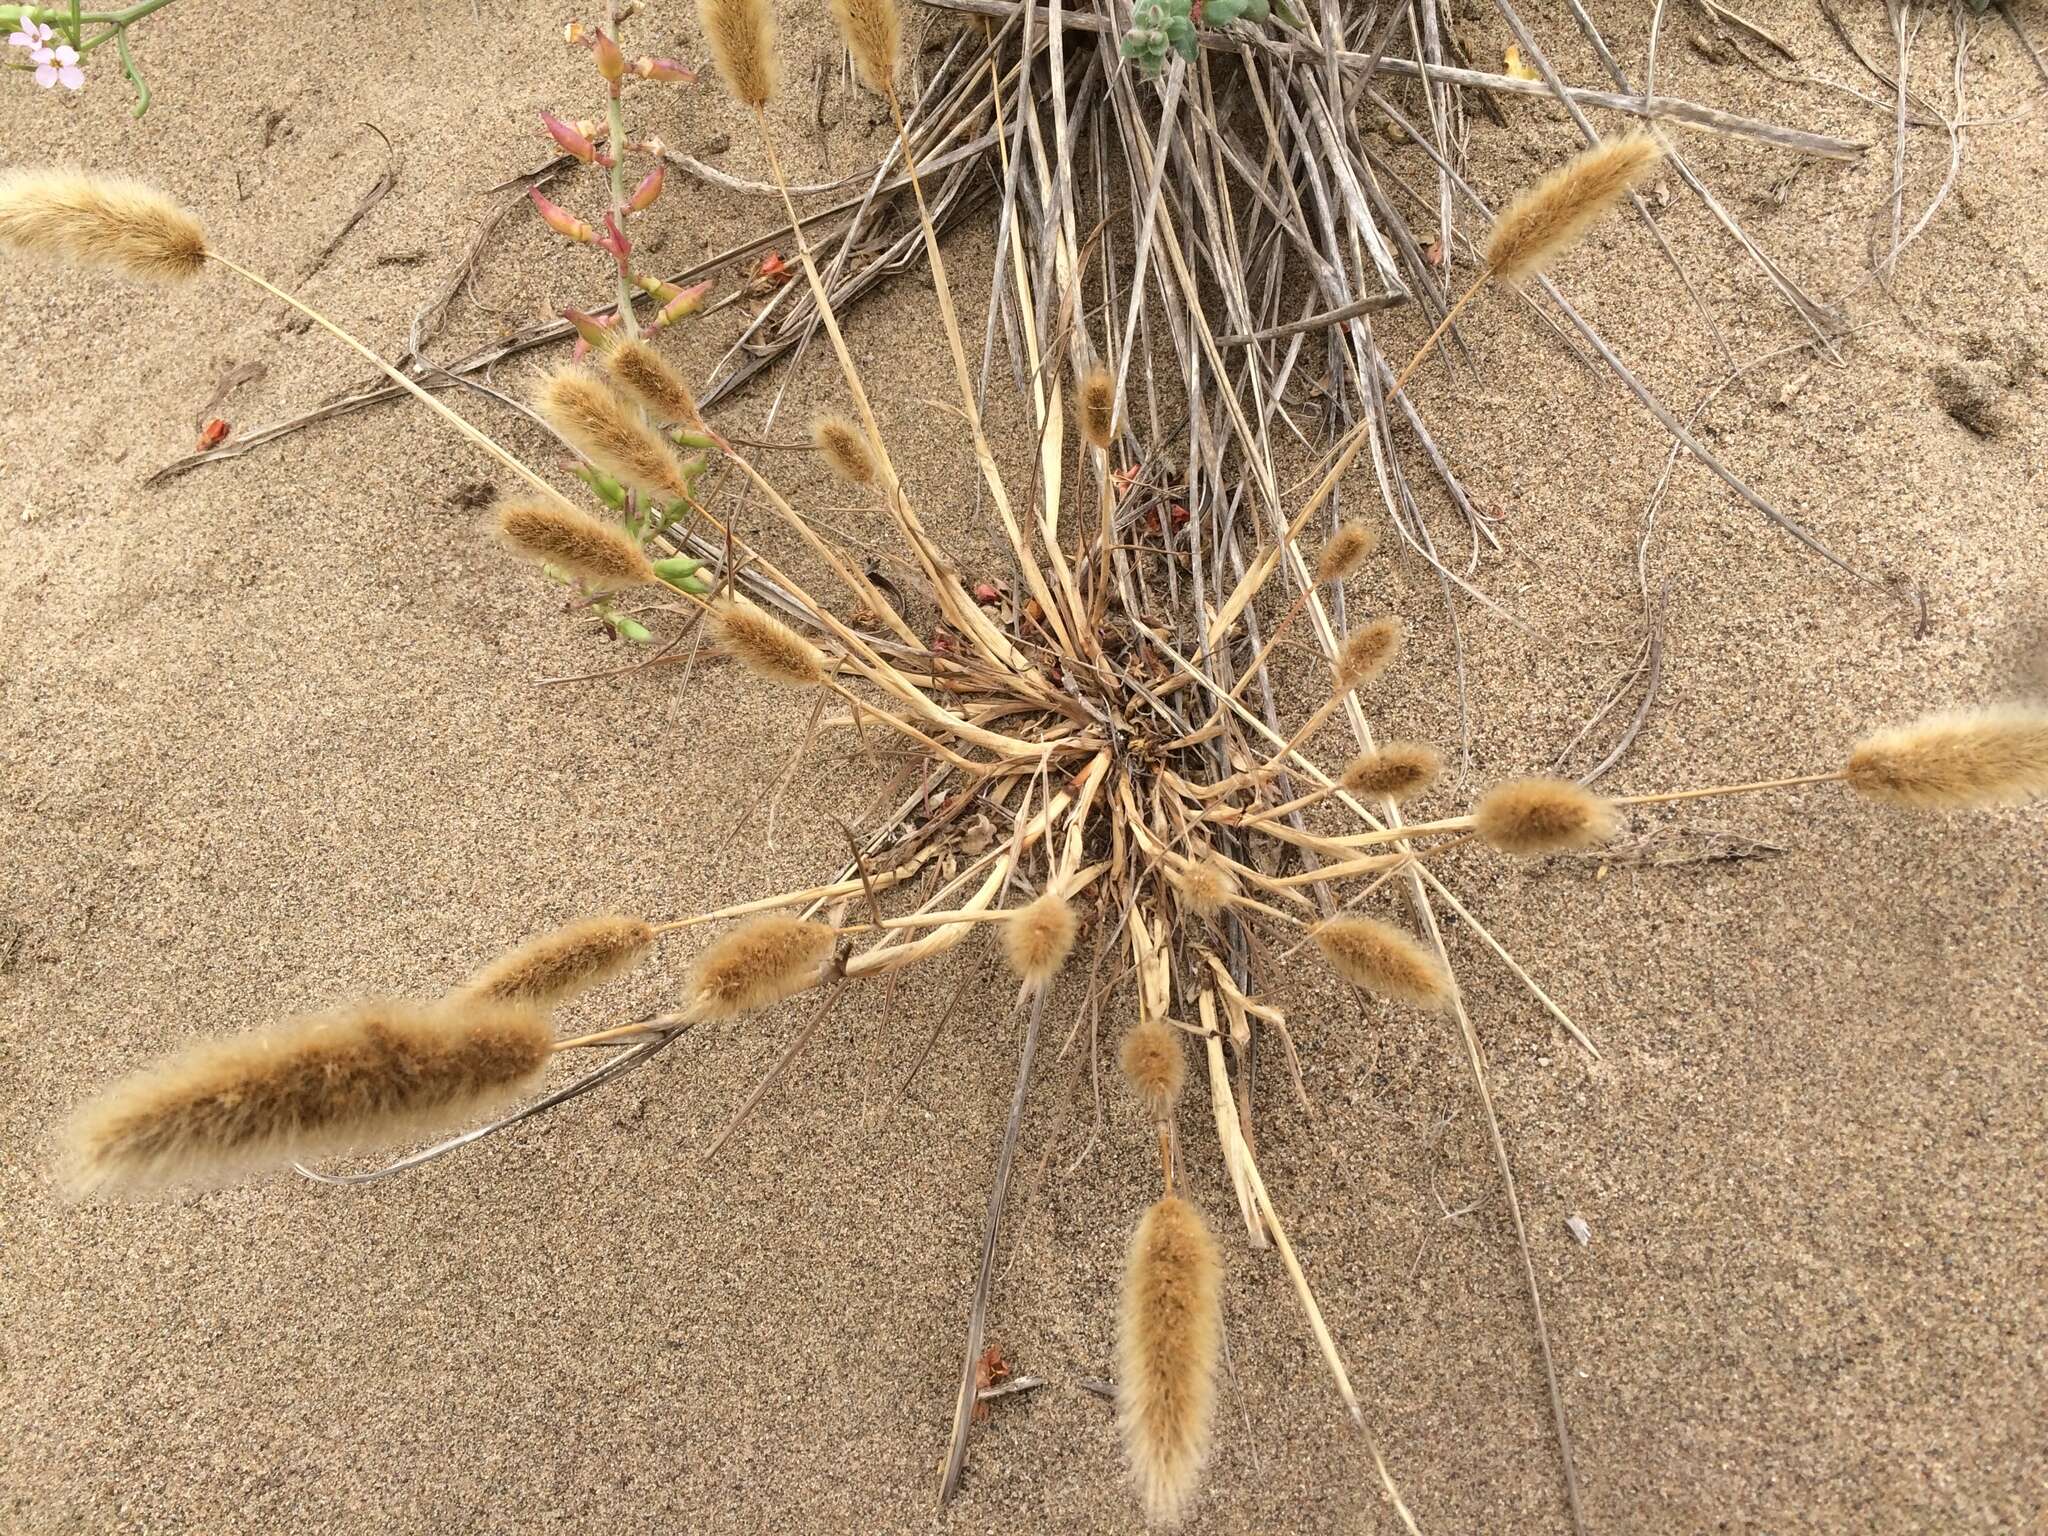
[495,498,657,590]
[459,916,654,1008]
[1844,706,2048,810]
[1483,133,1663,286]
[1117,1195,1222,1528]
[0,169,209,282]
[61,998,552,1196]
[538,367,691,498]
[1313,915,1453,1012]
[1472,777,1617,857]
[827,0,900,97]
[711,596,826,687]
[698,0,779,109]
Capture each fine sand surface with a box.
[3,4,2044,1532]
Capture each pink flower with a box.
[32,40,86,91]
[14,22,84,89]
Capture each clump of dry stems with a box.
[12,9,2048,1530]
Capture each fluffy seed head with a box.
[496,498,656,590]
[712,596,825,687]
[1335,616,1403,691]
[699,0,778,109]
[1078,365,1117,449]
[605,337,698,427]
[1172,858,1236,919]
[1119,1020,1186,1123]
[61,999,551,1197]
[828,0,900,96]
[1118,1196,1221,1528]
[1314,522,1379,585]
[1314,916,1452,1011]
[686,916,834,1020]
[460,915,654,1008]
[538,367,689,497]
[1473,777,1617,856]
[1002,892,1077,986]
[1340,741,1443,804]
[1845,706,2048,809]
[812,414,876,485]
[0,170,209,282]
[1484,133,1663,286]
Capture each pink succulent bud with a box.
[597,211,631,261]
[654,279,714,329]
[562,307,617,352]
[627,162,665,213]
[591,27,626,83]
[529,188,595,243]
[633,55,697,83]
[540,111,597,164]
[635,275,682,304]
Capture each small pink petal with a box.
[59,63,83,88]
[33,62,56,87]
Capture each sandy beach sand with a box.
[3,3,2044,1531]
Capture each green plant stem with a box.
[6,0,181,51]
[602,0,638,339]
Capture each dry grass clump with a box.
[686,916,834,1020]
[1078,364,1118,449]
[1002,891,1077,986]
[1117,1195,1221,1528]
[605,337,698,427]
[827,0,900,97]
[699,0,778,109]
[1341,742,1442,804]
[1844,706,2048,809]
[812,413,876,485]
[1484,133,1663,285]
[1474,777,1617,856]
[495,498,656,590]
[538,366,689,497]
[1313,915,1453,1011]
[1119,1020,1186,1123]
[62,999,551,1196]
[0,170,208,281]
[1314,523,1379,585]
[1335,617,1403,691]
[461,915,653,1007]
[711,595,826,687]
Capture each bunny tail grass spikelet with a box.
[539,367,690,497]
[0,170,209,281]
[1484,133,1663,286]
[1474,777,1618,856]
[605,337,698,427]
[686,916,835,1020]
[461,915,654,1007]
[812,414,876,485]
[1845,706,2048,809]
[1117,1195,1221,1528]
[62,999,551,1196]
[1314,916,1453,1012]
[1335,617,1403,691]
[1341,741,1443,804]
[1078,364,1118,449]
[496,498,656,590]
[1119,1020,1186,1123]
[1314,522,1379,585]
[828,0,900,96]
[1172,858,1237,919]
[1002,892,1077,986]
[712,596,826,687]
[699,0,778,109]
